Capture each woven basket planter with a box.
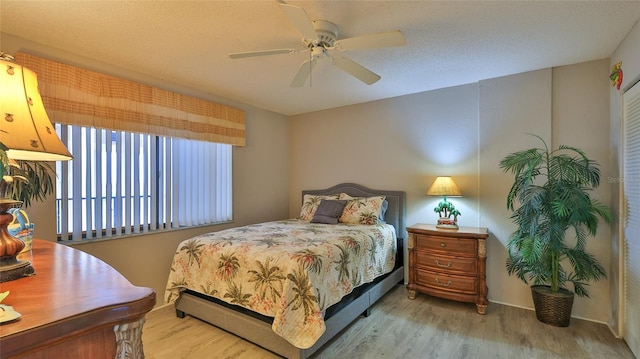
[531,285,575,327]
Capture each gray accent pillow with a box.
[379,199,389,223]
[311,200,348,224]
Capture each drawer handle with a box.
[440,242,446,248]
[435,278,452,287]
[435,260,452,268]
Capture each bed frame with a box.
[174,183,406,359]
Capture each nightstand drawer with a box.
[415,252,477,275]
[415,270,478,294]
[415,234,477,256]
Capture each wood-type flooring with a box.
[143,285,635,359]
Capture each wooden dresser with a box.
[0,239,156,359]
[406,224,489,314]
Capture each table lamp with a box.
[426,176,462,229]
[0,52,72,282]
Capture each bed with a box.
[165,183,406,359]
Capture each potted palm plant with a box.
[499,135,612,327]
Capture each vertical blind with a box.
[56,124,232,241]
[623,80,640,358]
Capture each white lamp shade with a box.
[0,57,72,161]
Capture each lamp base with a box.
[0,258,35,282]
[436,223,459,230]
[0,199,34,282]
[436,217,458,230]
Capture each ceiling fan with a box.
[228,1,406,87]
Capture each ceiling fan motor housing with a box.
[312,20,338,47]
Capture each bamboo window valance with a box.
[14,52,245,146]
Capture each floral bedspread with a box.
[165,219,397,349]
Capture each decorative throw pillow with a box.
[379,199,389,223]
[299,194,340,221]
[338,194,386,225]
[310,200,348,224]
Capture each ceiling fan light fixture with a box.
[311,46,325,58]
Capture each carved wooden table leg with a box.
[114,317,146,359]
[476,304,487,315]
[407,232,416,300]
[476,238,488,314]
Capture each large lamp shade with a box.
[426,176,462,197]
[0,56,72,161]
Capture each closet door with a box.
[623,81,640,358]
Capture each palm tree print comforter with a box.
[165,219,397,349]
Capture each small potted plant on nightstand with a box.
[499,135,611,327]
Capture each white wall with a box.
[552,59,612,321]
[289,83,480,229]
[478,68,553,309]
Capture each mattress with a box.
[165,219,397,348]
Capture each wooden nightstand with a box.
[406,224,489,314]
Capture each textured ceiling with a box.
[2,1,640,116]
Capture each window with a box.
[56,124,232,242]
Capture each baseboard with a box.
[488,299,615,329]
[149,302,174,312]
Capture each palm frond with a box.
[0,158,56,207]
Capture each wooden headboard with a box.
[302,183,407,239]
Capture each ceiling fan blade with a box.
[229,49,297,59]
[290,59,317,87]
[279,3,318,41]
[333,30,406,51]
[332,56,381,85]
